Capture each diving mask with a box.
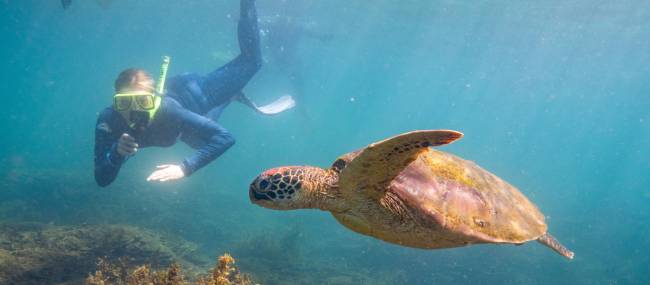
[113,56,170,129]
[114,91,157,111]
[114,91,162,128]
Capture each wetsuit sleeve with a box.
[201,0,262,103]
[177,109,236,176]
[94,115,126,187]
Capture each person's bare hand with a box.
[117,133,138,157]
[146,164,185,182]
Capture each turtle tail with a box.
[537,232,575,260]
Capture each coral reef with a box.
[0,222,203,285]
[85,253,254,285]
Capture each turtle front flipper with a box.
[339,130,463,199]
[537,232,575,260]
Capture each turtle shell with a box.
[336,130,548,246]
[389,149,547,244]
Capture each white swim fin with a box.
[236,92,295,115]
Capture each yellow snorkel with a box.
[156,56,170,96]
[142,55,170,125]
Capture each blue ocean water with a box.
[1,0,649,284]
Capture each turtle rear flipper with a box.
[339,130,463,198]
[537,232,575,260]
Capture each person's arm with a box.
[146,108,235,182]
[178,110,235,176]
[94,115,125,187]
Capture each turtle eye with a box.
[258,179,269,191]
[332,158,347,172]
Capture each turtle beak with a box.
[249,176,271,202]
[249,185,270,201]
[249,173,281,207]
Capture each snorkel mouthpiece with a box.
[130,110,151,129]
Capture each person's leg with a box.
[238,0,261,61]
[201,0,262,109]
[205,102,229,122]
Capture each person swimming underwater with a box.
[94,0,295,187]
[61,0,112,9]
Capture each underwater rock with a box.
[0,222,202,284]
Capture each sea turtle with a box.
[249,130,574,259]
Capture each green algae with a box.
[0,222,204,284]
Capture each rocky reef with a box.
[0,222,204,285]
[0,168,408,284]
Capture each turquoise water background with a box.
[1,0,649,284]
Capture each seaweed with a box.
[85,253,255,285]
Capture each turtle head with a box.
[249,166,339,211]
[249,166,309,210]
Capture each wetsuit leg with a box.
[205,102,230,122]
[201,0,262,109]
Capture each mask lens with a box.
[135,95,155,110]
[114,96,132,111]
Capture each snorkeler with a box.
[61,0,112,10]
[94,0,295,187]
[261,0,333,121]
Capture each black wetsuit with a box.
[94,0,261,187]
